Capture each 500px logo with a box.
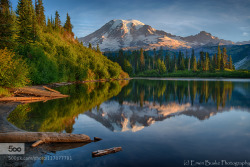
[8,145,22,153]
[0,143,25,155]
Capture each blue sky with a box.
[10,0,250,42]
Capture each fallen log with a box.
[0,97,51,102]
[14,87,68,98]
[0,132,91,147]
[92,147,122,157]
[43,86,61,94]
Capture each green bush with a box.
[0,48,29,87]
[0,87,12,97]
[25,46,58,84]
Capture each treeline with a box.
[104,46,235,76]
[0,0,127,88]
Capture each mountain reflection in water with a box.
[8,79,250,133]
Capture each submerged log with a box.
[94,137,102,142]
[0,132,91,147]
[92,147,122,157]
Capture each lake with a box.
[8,79,250,167]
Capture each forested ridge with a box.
[104,46,250,78]
[0,0,128,90]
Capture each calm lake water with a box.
[8,79,250,167]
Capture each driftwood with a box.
[14,87,68,97]
[0,96,67,103]
[92,147,122,157]
[0,86,68,103]
[0,132,91,147]
[43,86,61,94]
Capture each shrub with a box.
[0,48,29,87]
[0,87,12,97]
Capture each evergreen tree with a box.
[222,47,228,68]
[165,53,170,72]
[96,43,101,53]
[214,53,217,66]
[46,17,53,32]
[193,56,197,71]
[54,10,61,31]
[180,57,185,70]
[118,49,124,68]
[205,52,210,71]
[64,13,73,35]
[198,59,202,71]
[173,53,177,72]
[88,43,92,49]
[188,57,191,71]
[217,45,221,70]
[185,51,189,70]
[200,51,205,71]
[229,55,233,69]
[191,48,195,69]
[177,50,182,68]
[220,57,225,71]
[153,48,156,69]
[16,0,36,44]
[210,56,215,72]
[157,59,166,74]
[158,46,164,60]
[0,0,14,49]
[139,48,145,71]
[35,0,45,27]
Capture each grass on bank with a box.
[135,69,250,78]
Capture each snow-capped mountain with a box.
[79,19,237,51]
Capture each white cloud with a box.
[242,32,249,36]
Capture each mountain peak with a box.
[199,31,211,36]
[112,19,145,25]
[110,19,145,31]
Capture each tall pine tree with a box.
[217,45,221,70]
[229,55,233,70]
[35,0,45,27]
[191,48,195,70]
[0,0,14,48]
[54,10,61,31]
[222,47,228,68]
[139,48,145,71]
[193,56,197,71]
[16,0,36,44]
[64,13,73,36]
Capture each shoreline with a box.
[0,102,24,133]
[132,77,250,82]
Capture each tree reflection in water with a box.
[8,79,249,133]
